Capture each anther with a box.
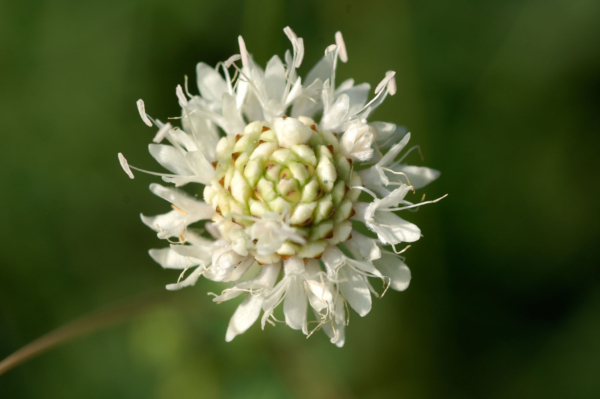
[171,204,188,215]
[261,126,271,132]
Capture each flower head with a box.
[118,27,444,346]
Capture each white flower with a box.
[359,132,441,197]
[248,213,306,256]
[353,184,446,249]
[339,121,375,161]
[261,256,310,333]
[212,262,281,342]
[118,27,444,346]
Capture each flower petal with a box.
[338,268,372,317]
[374,253,412,291]
[196,62,228,104]
[166,266,204,291]
[284,278,308,333]
[225,294,263,342]
[149,247,196,269]
[395,165,441,190]
[148,144,193,175]
[344,230,381,261]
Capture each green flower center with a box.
[204,117,362,259]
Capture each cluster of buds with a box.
[119,27,442,346]
[204,116,362,263]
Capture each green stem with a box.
[0,292,169,377]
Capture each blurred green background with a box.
[1,0,600,397]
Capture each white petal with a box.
[377,133,411,176]
[338,268,372,317]
[221,92,245,135]
[166,266,204,291]
[185,150,216,184]
[304,53,334,88]
[340,83,370,115]
[339,122,374,161]
[170,243,211,264]
[141,210,186,236]
[148,144,193,175]
[196,62,228,103]
[321,246,346,275]
[223,257,255,282]
[377,184,412,209]
[149,183,214,220]
[374,253,411,291]
[318,297,346,347]
[395,165,441,190]
[225,294,263,341]
[321,93,349,131]
[290,78,323,119]
[264,55,287,102]
[260,279,287,329]
[273,117,313,148]
[371,212,421,244]
[358,167,390,197]
[344,230,381,261]
[372,122,408,149]
[283,256,306,275]
[284,278,308,332]
[149,248,195,269]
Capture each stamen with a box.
[391,243,411,255]
[152,122,172,144]
[238,36,249,68]
[350,185,378,199]
[118,153,135,179]
[397,145,424,163]
[384,194,448,212]
[184,75,193,98]
[380,168,415,191]
[136,99,153,127]
[224,54,241,68]
[387,74,397,95]
[171,204,188,215]
[375,71,396,95]
[325,44,337,56]
[175,85,188,107]
[296,37,304,67]
[335,32,347,63]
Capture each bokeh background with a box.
[2,0,600,397]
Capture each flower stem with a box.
[0,292,170,377]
